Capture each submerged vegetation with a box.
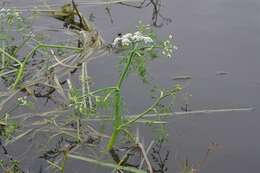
[0,0,181,172]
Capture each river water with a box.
[2,0,260,172]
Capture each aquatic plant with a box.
[106,26,179,150]
[0,159,25,173]
[0,1,181,173]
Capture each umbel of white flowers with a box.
[112,31,153,47]
[0,8,22,21]
[0,8,19,17]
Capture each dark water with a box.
[2,0,260,172]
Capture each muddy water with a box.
[2,0,260,172]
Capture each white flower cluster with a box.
[0,8,23,23]
[112,31,153,47]
[0,8,19,17]
[18,96,28,106]
[0,8,11,14]
[161,34,178,58]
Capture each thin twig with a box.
[137,141,153,173]
[129,107,255,118]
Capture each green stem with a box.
[120,86,181,128]
[11,43,82,89]
[120,91,165,128]
[107,89,121,150]
[90,86,117,95]
[67,154,147,173]
[107,45,138,150]
[61,151,68,173]
[0,48,22,66]
[116,49,137,88]
[1,41,5,69]
[76,118,81,142]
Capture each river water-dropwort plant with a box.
[106,23,181,150]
